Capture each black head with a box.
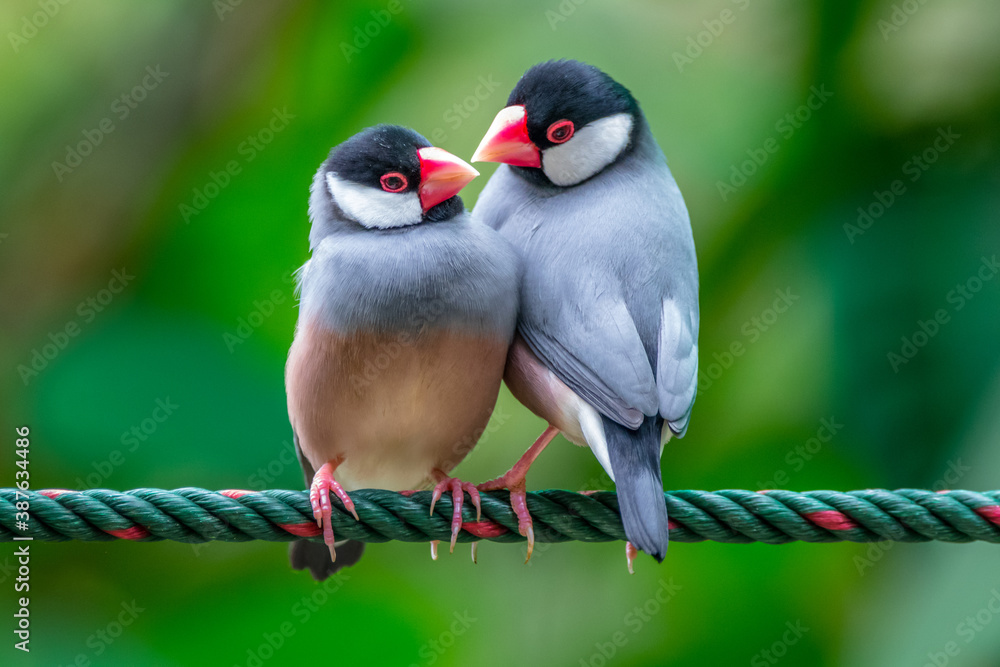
[472,60,642,188]
[315,125,477,232]
[327,125,424,197]
[509,60,639,153]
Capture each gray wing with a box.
[519,274,698,434]
[479,154,699,435]
[656,298,699,436]
[519,277,657,429]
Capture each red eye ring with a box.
[546,120,574,144]
[380,172,408,192]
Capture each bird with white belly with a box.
[471,60,700,570]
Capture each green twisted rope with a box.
[2,488,999,545]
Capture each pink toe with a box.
[466,485,482,521]
[430,484,445,516]
[333,486,358,521]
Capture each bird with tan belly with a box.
[285,125,520,580]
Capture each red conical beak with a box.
[417,146,479,212]
[471,105,541,168]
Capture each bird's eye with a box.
[380,172,408,192]
[546,120,575,144]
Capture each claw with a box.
[430,540,439,561]
[626,541,638,574]
[478,477,535,562]
[324,523,336,562]
[429,471,480,555]
[524,524,535,563]
[471,542,478,564]
[429,486,444,517]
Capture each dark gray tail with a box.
[604,415,669,562]
[289,539,365,581]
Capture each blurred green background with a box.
[2,0,1000,665]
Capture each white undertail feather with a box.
[660,426,672,454]
[542,113,634,187]
[326,174,422,229]
[578,402,615,483]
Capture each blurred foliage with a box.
[1,0,999,665]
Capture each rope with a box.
[2,488,999,545]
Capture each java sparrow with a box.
[285,125,520,580]
[470,60,699,569]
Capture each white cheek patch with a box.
[542,113,634,187]
[326,173,422,229]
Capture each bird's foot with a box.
[309,458,358,562]
[477,470,534,562]
[429,470,482,555]
[475,425,559,563]
[626,541,639,574]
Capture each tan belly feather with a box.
[285,320,509,491]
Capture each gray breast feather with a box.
[299,214,521,337]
